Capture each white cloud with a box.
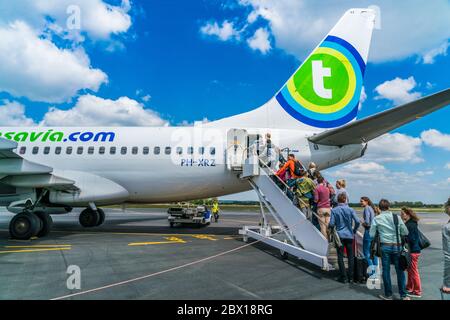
[41,94,168,127]
[200,20,240,41]
[421,129,450,151]
[365,133,423,163]
[422,40,449,64]
[327,160,444,203]
[234,0,450,63]
[142,95,152,102]
[374,77,421,105]
[0,21,107,103]
[358,86,367,111]
[247,28,271,54]
[0,100,37,126]
[0,0,132,41]
[445,163,450,170]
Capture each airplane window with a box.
[210,147,216,155]
[77,147,83,155]
[44,147,50,155]
[143,147,149,155]
[88,147,95,155]
[66,147,73,155]
[99,147,105,155]
[55,147,62,155]
[176,147,183,155]
[110,147,116,155]
[199,147,204,155]
[32,147,39,155]
[19,146,26,155]
[154,146,160,155]
[132,147,138,155]
[187,147,193,155]
[121,147,127,155]
[165,147,171,155]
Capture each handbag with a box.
[330,226,342,248]
[370,230,381,258]
[393,213,410,271]
[418,229,431,249]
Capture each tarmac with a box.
[0,207,447,300]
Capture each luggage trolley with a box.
[168,205,211,228]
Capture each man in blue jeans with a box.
[329,193,360,283]
[370,199,409,300]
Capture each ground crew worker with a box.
[212,199,220,223]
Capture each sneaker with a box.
[407,293,422,298]
[401,296,411,300]
[378,294,393,300]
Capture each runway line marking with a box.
[0,248,71,254]
[5,245,72,248]
[51,240,257,300]
[192,235,218,241]
[128,237,186,246]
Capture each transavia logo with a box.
[276,35,365,128]
[0,130,115,143]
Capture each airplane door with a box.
[226,129,247,170]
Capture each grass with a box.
[106,203,445,213]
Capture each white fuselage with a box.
[0,126,365,205]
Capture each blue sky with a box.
[0,0,449,203]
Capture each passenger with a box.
[260,133,275,169]
[307,162,317,179]
[329,193,360,283]
[442,198,450,294]
[295,170,316,213]
[400,207,422,298]
[369,199,409,300]
[276,154,303,189]
[360,197,378,272]
[314,176,331,238]
[335,179,348,206]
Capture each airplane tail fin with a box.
[209,8,376,129]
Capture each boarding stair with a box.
[226,129,362,271]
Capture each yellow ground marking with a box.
[128,236,186,246]
[192,235,218,241]
[0,248,71,254]
[4,245,72,249]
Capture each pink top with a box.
[314,183,331,209]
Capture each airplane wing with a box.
[0,137,77,190]
[308,88,450,146]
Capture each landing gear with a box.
[9,213,40,240]
[9,211,54,240]
[79,207,105,228]
[96,208,105,226]
[35,211,53,238]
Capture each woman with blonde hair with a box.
[335,179,348,205]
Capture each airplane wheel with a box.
[96,208,105,226]
[79,208,99,228]
[35,211,53,238]
[9,213,40,240]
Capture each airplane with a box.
[1,8,449,240]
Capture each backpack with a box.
[293,160,303,176]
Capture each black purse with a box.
[393,214,411,271]
[418,229,431,249]
[370,230,381,259]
